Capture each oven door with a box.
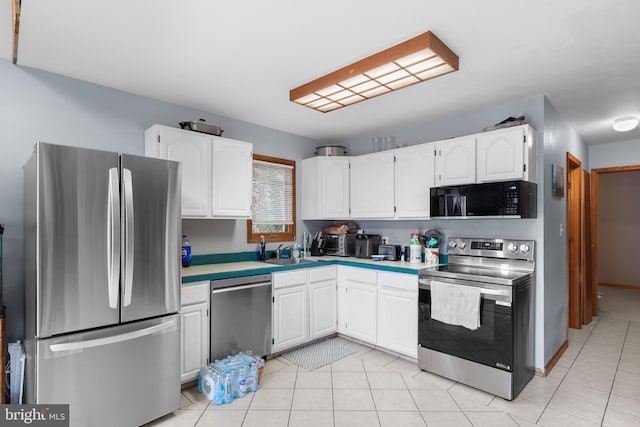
[418,278,514,371]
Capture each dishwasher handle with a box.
[212,281,271,294]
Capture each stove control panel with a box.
[447,237,535,261]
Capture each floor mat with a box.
[281,339,357,370]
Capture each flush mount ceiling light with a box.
[613,116,639,132]
[290,31,459,113]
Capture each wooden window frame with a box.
[247,154,296,243]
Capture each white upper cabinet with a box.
[211,137,253,217]
[394,143,435,218]
[302,156,350,220]
[350,151,395,218]
[476,124,536,183]
[434,137,477,186]
[145,126,211,217]
[145,125,253,219]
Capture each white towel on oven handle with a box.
[430,280,481,330]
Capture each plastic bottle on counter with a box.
[409,233,422,263]
[182,235,192,267]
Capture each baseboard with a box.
[536,339,568,377]
[599,282,640,290]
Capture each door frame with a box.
[582,170,592,324]
[590,164,640,310]
[566,153,583,329]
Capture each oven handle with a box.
[418,281,511,298]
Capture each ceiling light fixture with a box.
[290,31,459,113]
[613,116,639,132]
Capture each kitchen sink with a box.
[264,257,319,266]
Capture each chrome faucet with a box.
[276,244,284,259]
[277,244,295,259]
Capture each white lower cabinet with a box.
[309,268,337,339]
[271,265,417,358]
[273,285,308,352]
[377,273,418,358]
[272,267,337,353]
[338,267,418,358]
[338,267,378,345]
[180,281,210,383]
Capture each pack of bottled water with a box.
[197,352,264,405]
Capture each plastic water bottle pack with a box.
[198,352,264,405]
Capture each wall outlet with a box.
[381,236,389,245]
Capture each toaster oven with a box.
[322,233,356,256]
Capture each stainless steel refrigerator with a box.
[23,142,181,427]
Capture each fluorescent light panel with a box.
[290,31,459,113]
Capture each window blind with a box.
[252,159,294,225]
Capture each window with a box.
[247,154,296,243]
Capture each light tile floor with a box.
[147,286,640,426]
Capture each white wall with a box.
[0,59,318,341]
[589,139,640,169]
[542,98,589,365]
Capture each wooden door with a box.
[567,153,582,329]
[582,170,593,324]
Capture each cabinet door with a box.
[320,157,351,219]
[435,137,476,186]
[150,126,211,217]
[344,282,377,344]
[211,137,253,218]
[180,302,209,382]
[309,280,337,339]
[378,288,417,358]
[350,151,395,218]
[273,286,308,352]
[477,127,526,183]
[395,143,435,218]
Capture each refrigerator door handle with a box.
[49,319,176,353]
[107,167,121,309]
[122,168,135,307]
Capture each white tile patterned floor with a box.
[147,286,640,426]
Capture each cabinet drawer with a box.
[343,267,377,285]
[181,282,209,307]
[273,270,308,289]
[309,266,337,283]
[378,272,418,292]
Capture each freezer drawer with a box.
[33,316,180,427]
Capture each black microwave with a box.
[430,180,537,218]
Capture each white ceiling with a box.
[4,0,640,145]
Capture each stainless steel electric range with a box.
[418,237,535,400]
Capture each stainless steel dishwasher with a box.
[210,274,272,361]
